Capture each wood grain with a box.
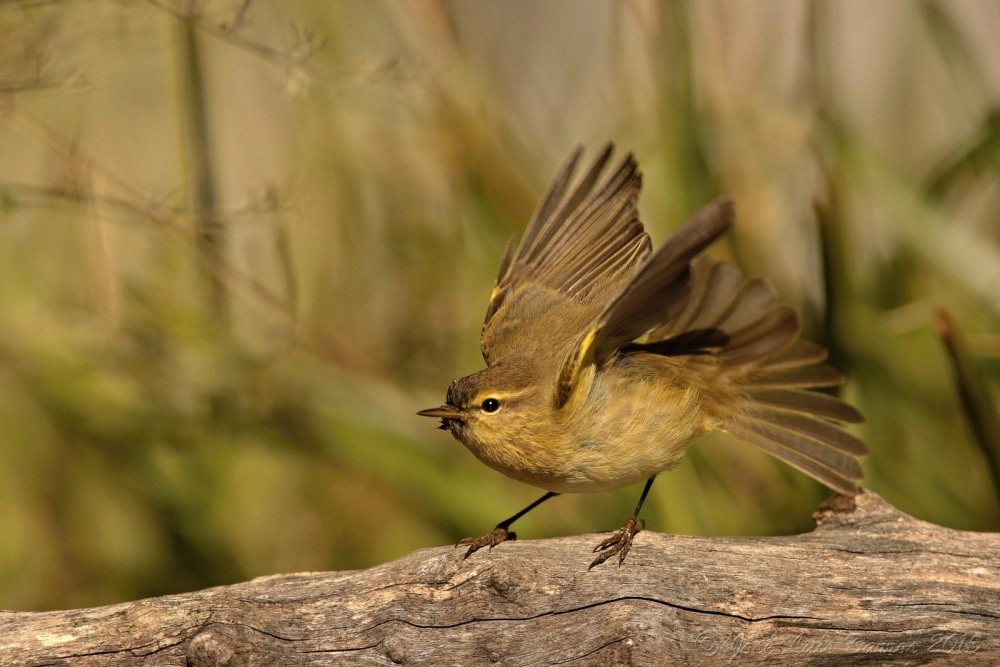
[1,492,997,666]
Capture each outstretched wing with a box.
[555,199,734,407]
[481,145,652,364]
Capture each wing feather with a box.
[555,199,734,406]
[482,145,651,364]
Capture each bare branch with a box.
[0,492,997,665]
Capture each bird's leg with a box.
[589,477,656,569]
[459,491,558,558]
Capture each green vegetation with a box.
[0,1,997,610]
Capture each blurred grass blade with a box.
[918,0,989,117]
[934,309,1000,502]
[812,176,849,375]
[924,110,1000,199]
[178,14,228,325]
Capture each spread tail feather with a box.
[662,258,867,495]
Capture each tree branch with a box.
[1,492,997,665]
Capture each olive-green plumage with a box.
[419,145,866,567]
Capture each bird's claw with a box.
[457,527,516,558]
[589,517,644,569]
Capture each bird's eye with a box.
[481,398,501,413]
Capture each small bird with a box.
[419,145,866,568]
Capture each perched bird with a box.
[419,145,866,568]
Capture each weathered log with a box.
[1,491,997,666]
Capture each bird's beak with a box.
[417,405,464,420]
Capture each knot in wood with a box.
[186,627,241,667]
[383,636,407,664]
[488,566,517,595]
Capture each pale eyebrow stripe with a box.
[472,388,531,404]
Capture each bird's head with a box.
[418,358,547,454]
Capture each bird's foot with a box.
[457,526,515,558]
[589,517,644,569]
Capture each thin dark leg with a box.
[459,491,559,558]
[630,477,655,519]
[589,477,656,569]
[496,491,559,530]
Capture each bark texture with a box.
[1,491,997,666]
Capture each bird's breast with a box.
[550,357,706,491]
[458,354,708,494]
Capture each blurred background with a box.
[1,0,998,611]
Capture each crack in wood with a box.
[549,636,633,664]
